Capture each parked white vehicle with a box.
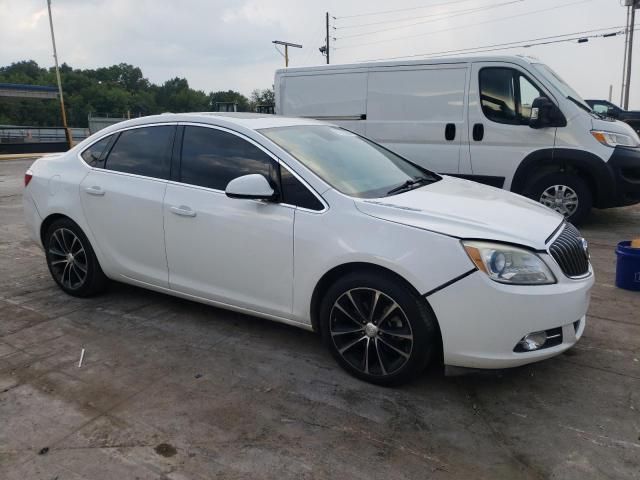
[275,55,640,224]
[24,113,594,385]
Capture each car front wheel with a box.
[319,271,439,386]
[525,173,592,225]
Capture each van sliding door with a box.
[365,66,468,175]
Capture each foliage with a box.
[0,60,273,127]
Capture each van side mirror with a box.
[529,97,566,129]
[606,106,620,119]
[225,174,276,201]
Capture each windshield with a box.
[532,63,592,111]
[260,125,439,198]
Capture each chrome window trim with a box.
[76,122,179,173]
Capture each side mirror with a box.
[225,174,276,201]
[529,96,566,129]
[606,107,619,119]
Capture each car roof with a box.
[276,54,538,75]
[94,112,326,133]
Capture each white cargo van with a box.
[274,55,640,223]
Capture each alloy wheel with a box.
[48,228,88,290]
[540,184,579,218]
[329,288,413,377]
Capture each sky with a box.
[0,0,638,108]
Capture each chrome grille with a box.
[548,223,590,278]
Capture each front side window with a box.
[180,126,278,191]
[104,126,174,179]
[480,68,542,125]
[280,166,324,211]
[260,126,439,199]
[81,134,115,168]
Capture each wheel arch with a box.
[40,213,75,245]
[510,148,616,208]
[309,262,443,355]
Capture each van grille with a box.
[548,223,590,278]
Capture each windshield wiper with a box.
[567,96,592,113]
[387,176,433,195]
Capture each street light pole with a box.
[46,0,73,149]
[272,40,303,68]
[623,2,637,109]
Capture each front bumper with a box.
[428,257,593,369]
[602,146,640,207]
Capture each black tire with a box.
[524,172,592,225]
[319,271,439,386]
[44,217,108,297]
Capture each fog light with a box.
[518,331,547,351]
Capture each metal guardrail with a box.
[0,126,89,144]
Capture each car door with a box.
[79,124,176,287]
[467,62,557,190]
[163,124,296,318]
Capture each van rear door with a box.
[365,65,468,174]
[467,61,556,189]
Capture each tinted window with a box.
[480,68,517,124]
[280,167,324,211]
[180,126,277,191]
[104,126,174,179]
[81,134,114,168]
[480,68,543,125]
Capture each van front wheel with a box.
[525,173,592,225]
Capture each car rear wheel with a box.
[525,173,592,225]
[319,271,438,386]
[44,218,107,297]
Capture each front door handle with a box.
[472,123,484,141]
[170,205,197,217]
[84,186,105,196]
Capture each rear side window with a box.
[104,126,175,179]
[180,126,277,191]
[280,167,324,211]
[479,68,542,125]
[81,134,114,168]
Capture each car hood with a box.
[354,176,563,249]
[591,116,640,138]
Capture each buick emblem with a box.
[580,237,590,260]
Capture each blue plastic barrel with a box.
[615,241,640,291]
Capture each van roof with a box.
[276,55,539,75]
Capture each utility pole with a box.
[326,12,330,64]
[46,0,72,149]
[272,40,303,68]
[623,1,638,109]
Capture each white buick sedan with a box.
[23,113,593,385]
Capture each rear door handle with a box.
[170,205,197,217]
[445,123,456,141]
[84,186,105,196]
[472,123,484,141]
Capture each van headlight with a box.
[462,241,556,285]
[591,130,639,148]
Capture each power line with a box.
[358,27,629,63]
[334,0,522,30]
[334,0,594,50]
[334,0,483,19]
[335,0,523,40]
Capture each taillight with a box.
[25,170,33,187]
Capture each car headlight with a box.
[462,241,556,285]
[591,130,640,148]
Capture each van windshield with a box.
[532,63,592,111]
[260,125,440,198]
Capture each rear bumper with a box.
[23,191,42,247]
[600,146,640,208]
[428,261,593,369]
